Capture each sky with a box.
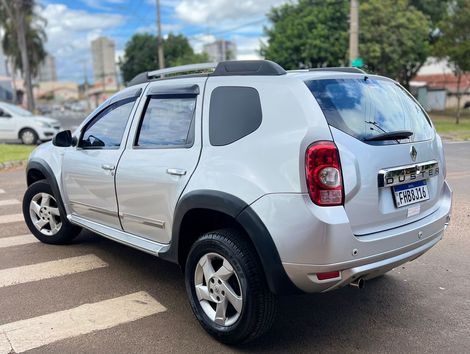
[38,0,289,83]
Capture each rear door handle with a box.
[101,164,115,171]
[166,168,186,176]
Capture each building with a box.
[411,58,470,111]
[37,54,57,82]
[91,37,117,88]
[203,40,237,62]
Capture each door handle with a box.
[166,168,186,176]
[101,164,115,171]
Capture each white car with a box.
[0,101,62,144]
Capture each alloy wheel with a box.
[194,252,243,326]
[29,192,62,236]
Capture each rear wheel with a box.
[20,128,38,145]
[185,229,277,344]
[23,180,81,244]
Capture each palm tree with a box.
[0,0,47,111]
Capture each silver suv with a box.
[22,60,452,344]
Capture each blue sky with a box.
[38,0,288,82]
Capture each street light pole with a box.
[156,0,165,69]
[349,0,359,66]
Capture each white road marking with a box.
[0,291,166,353]
[0,189,5,194]
[0,234,39,249]
[0,213,24,225]
[0,254,108,288]
[0,199,20,207]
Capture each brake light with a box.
[305,141,344,206]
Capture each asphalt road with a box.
[0,142,468,353]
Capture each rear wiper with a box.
[364,130,413,141]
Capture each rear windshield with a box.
[306,78,434,143]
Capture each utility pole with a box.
[349,0,359,66]
[156,0,165,69]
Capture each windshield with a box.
[1,102,33,116]
[306,78,434,143]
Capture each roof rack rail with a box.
[127,60,287,86]
[308,67,366,74]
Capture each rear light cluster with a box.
[305,141,344,206]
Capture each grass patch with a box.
[0,144,36,164]
[429,111,470,141]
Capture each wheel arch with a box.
[160,190,299,295]
[26,159,67,217]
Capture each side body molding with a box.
[160,190,299,295]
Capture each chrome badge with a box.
[410,146,417,162]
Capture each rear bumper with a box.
[283,227,444,292]
[249,180,452,293]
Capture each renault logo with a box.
[410,146,417,161]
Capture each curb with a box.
[0,160,26,171]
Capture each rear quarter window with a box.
[209,86,262,146]
[306,78,434,144]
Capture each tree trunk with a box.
[8,0,35,111]
[456,72,462,125]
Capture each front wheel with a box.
[185,229,277,344]
[20,128,38,145]
[23,180,82,244]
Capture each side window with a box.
[135,96,196,148]
[80,98,136,149]
[209,86,262,146]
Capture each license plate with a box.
[393,180,429,208]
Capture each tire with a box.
[185,228,278,344]
[20,128,38,145]
[23,180,81,244]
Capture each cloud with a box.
[80,0,127,11]
[135,23,183,34]
[40,3,125,81]
[175,0,286,25]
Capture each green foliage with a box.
[433,0,470,74]
[0,1,47,77]
[359,0,430,87]
[409,0,452,27]
[120,33,208,83]
[261,0,349,69]
[262,0,432,87]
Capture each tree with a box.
[261,0,432,88]
[433,0,470,124]
[359,0,431,89]
[120,33,208,83]
[0,0,46,111]
[261,0,349,69]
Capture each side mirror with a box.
[53,130,74,147]
[0,109,11,118]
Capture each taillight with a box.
[305,141,344,206]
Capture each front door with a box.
[62,96,139,229]
[115,78,204,244]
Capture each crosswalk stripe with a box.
[0,199,20,207]
[0,291,166,353]
[0,189,5,194]
[0,254,108,288]
[0,213,24,224]
[0,235,39,249]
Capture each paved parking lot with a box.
[0,142,468,353]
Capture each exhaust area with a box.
[349,278,365,289]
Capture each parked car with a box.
[22,60,452,344]
[0,102,62,144]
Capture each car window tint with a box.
[136,97,196,148]
[80,98,136,149]
[306,78,434,144]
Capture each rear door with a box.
[115,77,205,244]
[306,77,445,235]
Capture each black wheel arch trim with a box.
[26,158,68,218]
[160,190,300,295]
